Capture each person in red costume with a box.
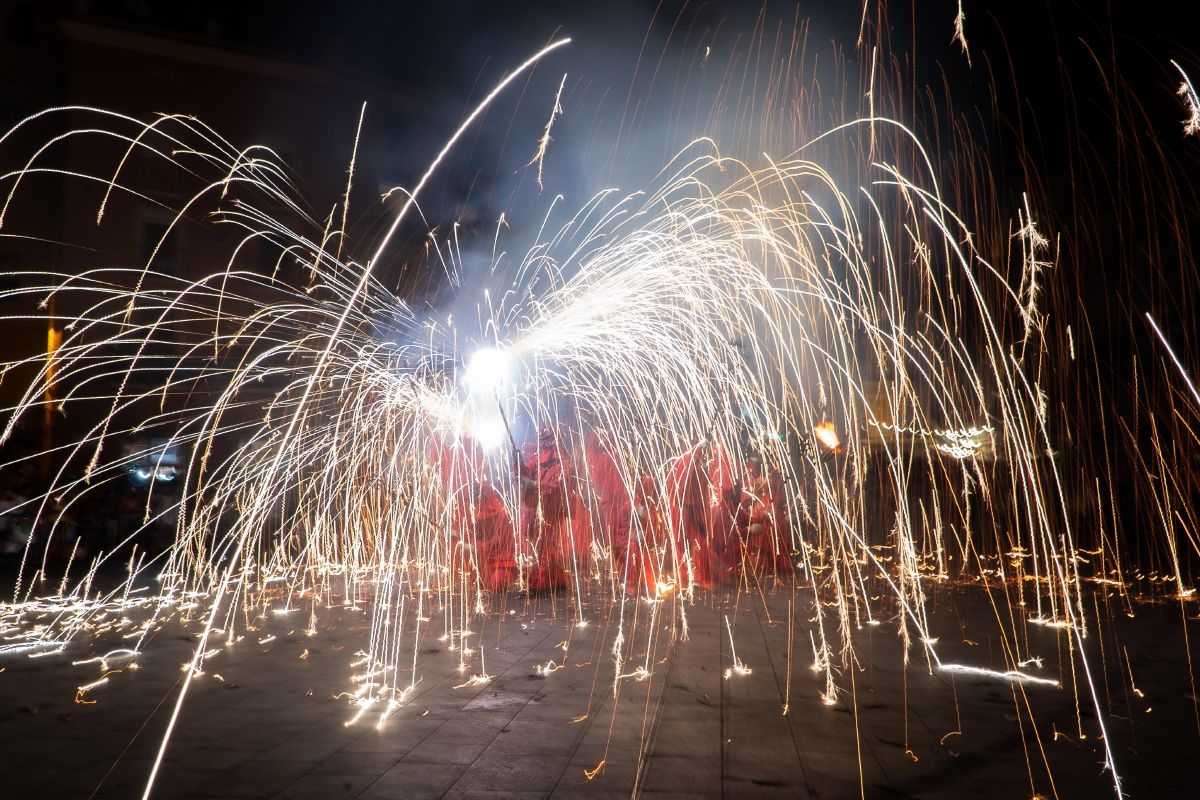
[517,426,584,591]
[736,454,794,578]
[424,434,516,592]
[665,442,710,588]
[581,433,640,589]
[626,474,667,593]
[664,440,741,587]
[468,477,517,592]
[705,440,741,583]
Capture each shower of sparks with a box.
[1,24,1190,800]
[0,106,1125,792]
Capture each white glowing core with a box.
[463,347,513,394]
[471,414,508,450]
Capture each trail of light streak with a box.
[1171,60,1200,137]
[1147,312,1200,409]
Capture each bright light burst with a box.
[463,347,516,396]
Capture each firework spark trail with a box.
[528,73,568,192]
[0,46,1143,800]
[953,1,970,65]
[1172,60,1200,137]
[1147,312,1200,409]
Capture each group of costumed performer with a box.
[425,425,794,594]
[424,425,589,595]
[582,435,794,593]
[663,442,795,587]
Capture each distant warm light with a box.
[46,325,62,355]
[814,422,841,451]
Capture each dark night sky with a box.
[9,1,1196,219]
[77,1,1199,198]
[4,1,1198,326]
[66,2,1194,110]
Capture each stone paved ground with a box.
[1,581,1197,799]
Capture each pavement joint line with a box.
[544,610,610,798]
[628,619,677,800]
[539,595,659,799]
[351,598,567,798]
[752,593,813,796]
[718,596,726,800]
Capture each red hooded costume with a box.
[467,480,517,592]
[735,457,794,577]
[664,441,740,587]
[427,434,516,591]
[519,427,586,590]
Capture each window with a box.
[137,153,185,197]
